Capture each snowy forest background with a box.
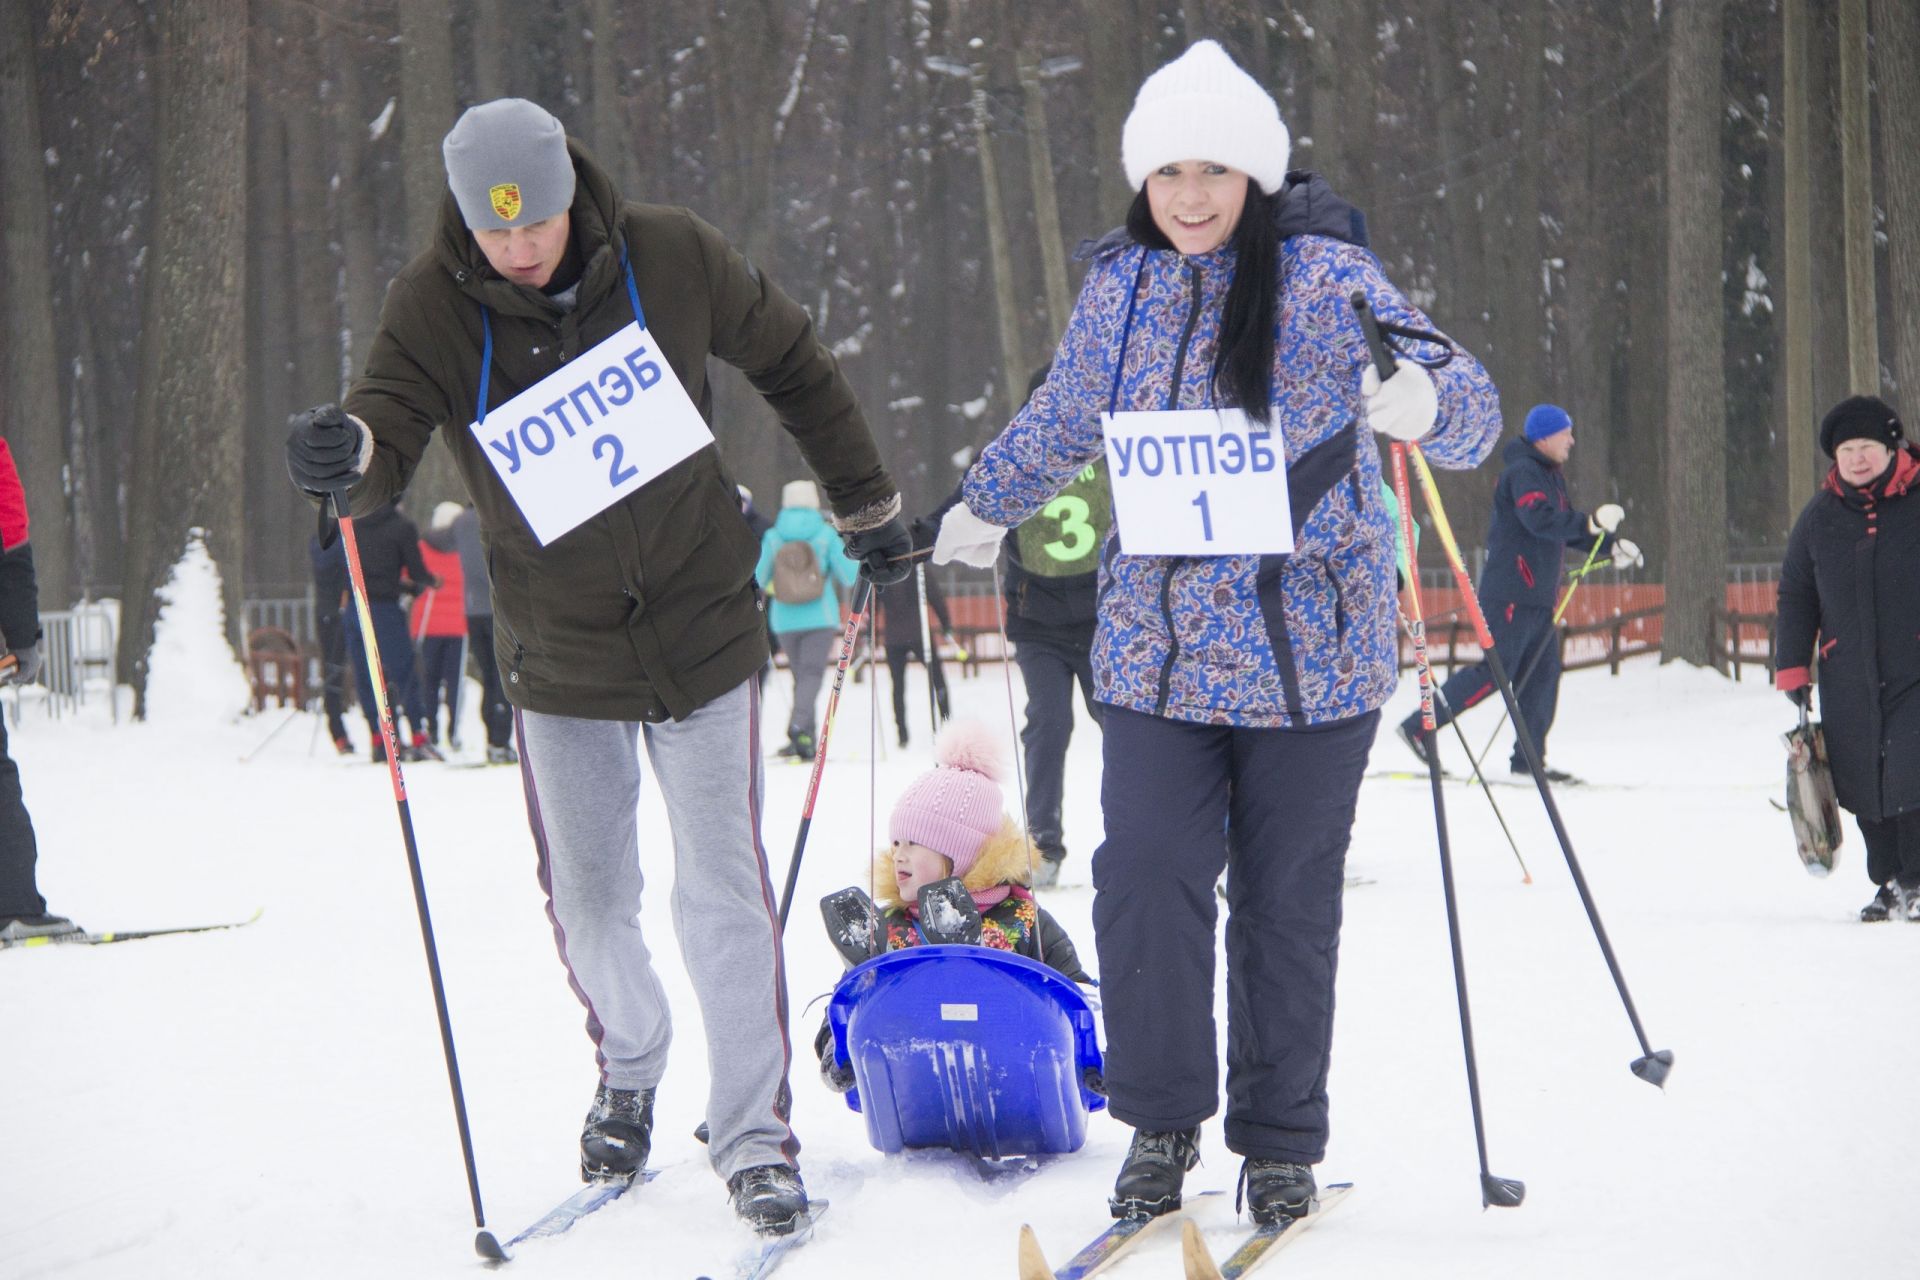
[3,0,1917,704]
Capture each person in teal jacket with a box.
[757,480,861,759]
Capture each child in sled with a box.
[815,719,1091,1090]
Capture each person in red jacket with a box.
[412,506,469,750]
[0,439,78,942]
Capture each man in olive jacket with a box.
[285,99,910,1233]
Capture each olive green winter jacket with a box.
[340,141,895,722]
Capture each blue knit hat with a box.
[1524,404,1573,443]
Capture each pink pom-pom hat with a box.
[889,720,1008,878]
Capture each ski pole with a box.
[1467,535,1603,774]
[776,576,875,929]
[239,706,301,764]
[332,495,490,1234]
[1396,436,1674,1089]
[915,562,941,736]
[1397,615,1533,884]
[1385,436,1526,1210]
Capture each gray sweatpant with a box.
[778,626,841,743]
[515,679,798,1178]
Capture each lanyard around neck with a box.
[474,243,647,426]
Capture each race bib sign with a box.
[1100,408,1292,556]
[1015,458,1112,578]
[469,321,713,545]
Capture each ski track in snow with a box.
[2,596,1911,1277]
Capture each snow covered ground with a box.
[4,567,1911,1278]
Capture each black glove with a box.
[843,514,914,586]
[7,640,41,685]
[285,404,365,498]
[820,1052,857,1094]
[1783,685,1812,711]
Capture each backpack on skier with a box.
[772,539,827,604]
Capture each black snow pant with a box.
[317,603,352,745]
[1092,704,1378,1164]
[417,635,465,744]
[0,711,43,919]
[1403,602,1561,770]
[1858,810,1920,889]
[885,641,949,742]
[1012,630,1101,862]
[346,599,427,744]
[468,616,514,750]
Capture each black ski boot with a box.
[1861,882,1899,922]
[1511,759,1575,784]
[580,1083,655,1182]
[1110,1126,1200,1219]
[728,1163,810,1235]
[1239,1158,1316,1224]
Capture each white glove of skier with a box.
[932,503,1008,568]
[1611,538,1643,570]
[1361,362,1439,442]
[1590,503,1625,534]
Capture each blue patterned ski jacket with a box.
[961,197,1501,729]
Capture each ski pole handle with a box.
[1350,290,1399,381]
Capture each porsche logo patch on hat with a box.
[489,183,522,222]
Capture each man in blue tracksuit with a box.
[1396,404,1640,781]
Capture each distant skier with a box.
[282,98,908,1232]
[0,437,77,944]
[873,558,952,748]
[411,506,467,750]
[1394,403,1640,781]
[336,501,439,763]
[755,480,862,762]
[934,41,1500,1226]
[1775,396,1920,921]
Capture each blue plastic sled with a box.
[827,945,1105,1157]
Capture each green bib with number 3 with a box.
[1015,459,1112,579]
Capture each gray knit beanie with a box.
[441,99,576,231]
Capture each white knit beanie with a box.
[781,479,820,510]
[442,98,577,230]
[1121,40,1291,194]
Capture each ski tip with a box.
[1180,1217,1225,1280]
[474,1229,509,1263]
[1016,1223,1052,1280]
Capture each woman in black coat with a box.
[1775,395,1920,921]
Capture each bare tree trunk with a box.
[115,0,249,713]
[1662,0,1727,668]
[244,10,297,593]
[1084,0,1141,220]
[970,65,1027,422]
[1018,54,1073,340]
[330,6,384,389]
[1873,0,1920,410]
[585,0,638,197]
[1783,0,1817,519]
[396,0,467,519]
[0,0,71,608]
[1838,0,1878,393]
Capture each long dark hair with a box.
[1126,178,1281,425]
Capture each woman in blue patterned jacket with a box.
[933,41,1501,1224]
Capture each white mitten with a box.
[1590,503,1624,534]
[932,503,1008,568]
[1361,362,1439,442]
[1611,538,1643,570]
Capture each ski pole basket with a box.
[826,947,1105,1157]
